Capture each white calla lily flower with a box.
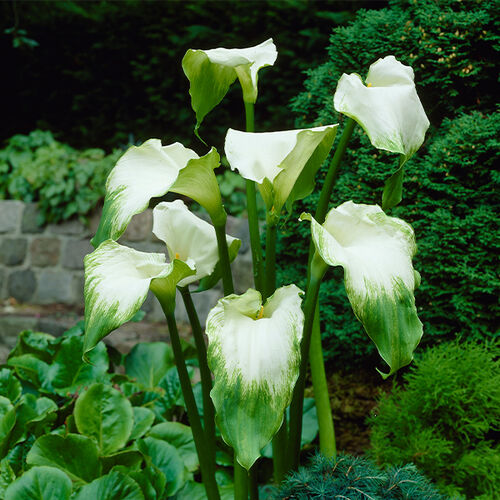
[153,200,240,287]
[333,55,429,162]
[182,39,277,132]
[83,240,195,359]
[225,124,337,219]
[206,285,304,470]
[301,201,423,377]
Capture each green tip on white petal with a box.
[206,285,304,469]
[225,124,337,216]
[152,199,239,287]
[91,140,198,247]
[305,201,423,377]
[83,241,194,359]
[182,39,277,133]
[333,55,429,161]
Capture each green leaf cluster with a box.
[278,0,499,366]
[368,340,500,499]
[274,452,445,499]
[0,130,121,225]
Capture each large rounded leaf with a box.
[26,433,100,483]
[72,471,143,500]
[130,407,155,441]
[74,383,133,455]
[0,369,22,403]
[125,343,174,389]
[0,396,16,457]
[4,466,72,500]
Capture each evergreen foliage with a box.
[274,452,446,499]
[369,341,500,499]
[277,0,499,366]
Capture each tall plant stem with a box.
[234,460,249,500]
[244,101,264,292]
[179,286,216,465]
[156,302,219,500]
[214,221,234,295]
[287,259,326,470]
[309,302,336,458]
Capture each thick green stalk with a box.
[309,303,336,458]
[315,118,356,223]
[214,221,234,295]
[244,101,264,293]
[287,257,327,470]
[234,460,249,500]
[157,302,219,500]
[179,286,216,465]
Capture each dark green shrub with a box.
[0,130,121,224]
[274,452,446,499]
[368,341,500,498]
[277,0,499,366]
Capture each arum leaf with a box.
[4,466,72,500]
[302,202,423,377]
[334,56,429,162]
[92,140,198,246]
[83,240,194,358]
[0,369,22,403]
[72,471,144,500]
[27,433,100,484]
[130,407,155,441]
[382,164,404,210]
[0,458,15,498]
[0,397,16,457]
[125,343,174,389]
[101,449,143,474]
[74,383,134,455]
[206,285,304,469]
[153,199,240,287]
[120,465,166,500]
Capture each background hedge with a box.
[277,0,499,367]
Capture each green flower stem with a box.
[156,300,220,500]
[244,101,264,293]
[287,255,327,470]
[234,459,249,500]
[309,302,336,458]
[315,118,356,224]
[214,221,234,295]
[179,286,216,465]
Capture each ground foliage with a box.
[274,452,446,499]
[369,340,500,499]
[277,0,499,366]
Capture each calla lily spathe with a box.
[152,200,240,288]
[224,125,337,220]
[301,201,423,377]
[182,39,277,132]
[333,55,430,163]
[206,285,304,470]
[92,141,225,247]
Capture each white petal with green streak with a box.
[83,240,194,358]
[152,200,240,287]
[206,286,304,470]
[333,56,429,162]
[224,125,337,214]
[92,140,198,246]
[302,201,423,377]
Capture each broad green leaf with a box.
[120,465,166,500]
[7,355,50,389]
[334,56,429,162]
[26,433,100,484]
[72,471,143,500]
[137,437,189,497]
[206,285,304,469]
[176,480,234,500]
[91,139,198,246]
[0,397,16,457]
[125,343,174,389]
[130,407,155,441]
[0,369,22,402]
[382,164,404,210]
[148,422,198,472]
[74,383,133,455]
[169,149,226,226]
[7,331,56,363]
[153,199,240,287]
[101,449,143,474]
[83,241,194,358]
[0,458,15,498]
[157,367,185,410]
[4,466,71,500]
[302,202,423,377]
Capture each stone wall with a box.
[0,199,253,326]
